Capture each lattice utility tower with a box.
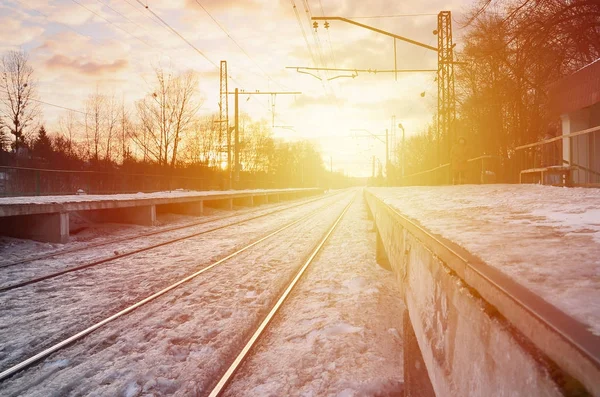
[307,11,458,165]
[437,11,456,163]
[219,60,229,168]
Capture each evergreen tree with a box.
[33,125,53,161]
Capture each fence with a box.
[400,155,506,186]
[0,166,225,197]
[514,125,600,186]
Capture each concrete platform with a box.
[365,186,600,396]
[0,188,323,243]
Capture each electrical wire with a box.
[349,13,438,19]
[71,0,152,48]
[0,90,88,116]
[95,0,148,33]
[134,0,219,69]
[193,0,290,90]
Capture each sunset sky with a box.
[0,0,473,177]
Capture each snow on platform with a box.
[0,188,318,216]
[369,185,600,336]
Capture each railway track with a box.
[0,191,343,293]
[209,193,355,397]
[0,191,355,385]
[0,191,333,270]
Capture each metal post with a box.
[234,88,240,186]
[437,11,456,165]
[401,125,405,177]
[372,155,375,178]
[385,128,389,184]
[219,61,229,176]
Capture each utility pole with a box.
[385,128,389,185]
[372,155,375,179]
[227,89,301,188]
[219,61,229,188]
[234,88,240,186]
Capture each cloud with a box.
[45,54,129,76]
[0,16,44,48]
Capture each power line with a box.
[134,0,219,69]
[317,0,338,69]
[0,90,88,116]
[71,0,152,48]
[95,0,149,34]
[122,0,173,36]
[289,0,319,69]
[193,0,289,90]
[349,13,437,19]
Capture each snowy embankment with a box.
[370,185,600,336]
[0,193,352,396]
[224,197,404,397]
[0,193,344,374]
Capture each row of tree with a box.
[0,50,342,190]
[395,0,600,177]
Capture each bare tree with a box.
[104,95,119,163]
[85,91,105,161]
[0,50,40,152]
[134,68,201,168]
[58,111,79,159]
[118,99,133,164]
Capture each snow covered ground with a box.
[224,197,405,397]
[0,207,228,266]
[0,192,354,396]
[0,195,334,287]
[370,185,600,336]
[0,192,347,373]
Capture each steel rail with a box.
[208,193,356,397]
[0,194,343,293]
[0,191,353,382]
[1,192,332,269]
[364,189,600,395]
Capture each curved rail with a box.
[0,192,343,293]
[209,194,355,396]
[0,191,352,382]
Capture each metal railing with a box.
[0,166,220,197]
[515,125,600,186]
[400,155,504,186]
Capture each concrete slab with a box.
[364,189,589,396]
[0,212,69,244]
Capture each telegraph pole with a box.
[385,128,389,185]
[227,89,301,188]
[234,88,240,185]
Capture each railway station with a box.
[1,1,600,396]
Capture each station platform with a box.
[0,188,323,243]
[365,185,600,396]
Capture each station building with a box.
[549,58,600,185]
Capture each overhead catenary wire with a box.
[70,0,152,48]
[95,0,149,33]
[133,0,219,69]
[193,0,290,91]
[349,13,438,19]
[122,0,174,36]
